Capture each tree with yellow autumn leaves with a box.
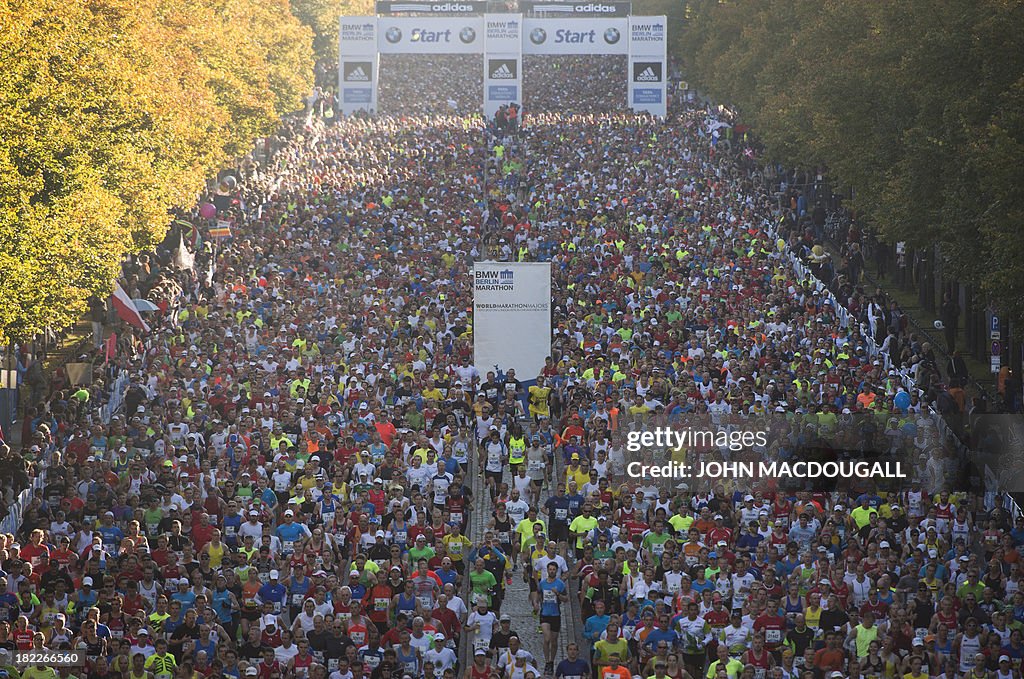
[0,0,314,344]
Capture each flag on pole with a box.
[174,219,199,248]
[209,219,232,239]
[172,232,195,270]
[104,332,117,364]
[111,282,150,332]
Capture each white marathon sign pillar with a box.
[628,15,667,117]
[338,18,379,115]
[484,14,523,117]
[472,262,552,381]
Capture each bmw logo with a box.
[529,27,547,44]
[459,26,476,44]
[385,26,402,43]
[603,27,620,44]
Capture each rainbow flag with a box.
[209,220,232,239]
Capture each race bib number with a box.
[543,589,556,603]
[292,594,304,606]
[418,595,434,609]
[451,512,463,525]
[273,601,283,613]
[328,659,340,672]
[225,526,236,536]
[498,532,510,544]
[765,629,782,644]
[283,540,296,554]
[375,598,389,611]
[555,508,567,520]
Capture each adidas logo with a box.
[635,67,660,82]
[490,63,515,79]
[347,67,369,82]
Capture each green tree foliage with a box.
[0,0,313,344]
[679,0,1024,332]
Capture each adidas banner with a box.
[343,61,374,83]
[522,17,628,54]
[377,16,484,53]
[473,262,552,381]
[376,0,487,14]
[339,18,379,115]
[520,0,631,17]
[627,16,666,116]
[484,14,522,117]
[632,61,661,84]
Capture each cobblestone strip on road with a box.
[459,438,482,672]
[481,437,583,675]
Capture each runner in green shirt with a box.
[568,503,598,556]
[642,520,673,567]
[469,558,498,606]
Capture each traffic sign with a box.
[991,314,1001,340]
[992,341,1001,356]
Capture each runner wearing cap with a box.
[466,647,492,679]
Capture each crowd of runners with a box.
[1,54,1016,679]
[378,56,483,115]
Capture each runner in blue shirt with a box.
[274,510,311,556]
[537,562,568,675]
[257,570,287,616]
[555,642,590,679]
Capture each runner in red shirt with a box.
[753,598,787,655]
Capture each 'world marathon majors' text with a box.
[476,303,548,310]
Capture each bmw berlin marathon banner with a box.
[484,14,523,117]
[473,263,552,383]
[522,17,629,55]
[377,16,484,53]
[338,19,378,114]
[628,15,667,117]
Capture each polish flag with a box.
[111,282,150,332]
